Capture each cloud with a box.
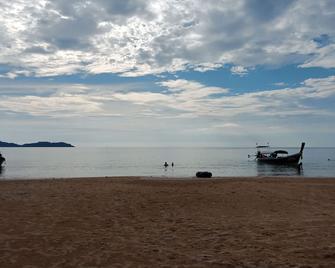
[113,92,170,104]
[158,79,229,95]
[299,44,335,69]
[0,95,103,117]
[158,76,335,117]
[273,82,287,87]
[184,122,241,134]
[213,123,241,129]
[0,82,113,117]
[2,76,334,120]
[230,66,248,76]
[244,0,296,22]
[0,0,335,77]
[1,76,335,146]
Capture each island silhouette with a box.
[0,141,74,147]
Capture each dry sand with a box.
[1,177,335,267]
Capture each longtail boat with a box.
[255,142,305,165]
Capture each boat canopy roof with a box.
[273,150,288,154]
[256,145,269,148]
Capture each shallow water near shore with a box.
[0,147,334,179]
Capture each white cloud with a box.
[230,66,248,76]
[0,0,335,78]
[113,92,170,104]
[1,76,335,146]
[1,76,335,121]
[0,72,18,79]
[273,82,287,87]
[157,76,335,117]
[158,79,229,95]
[299,44,335,69]
[0,95,100,116]
[216,123,240,128]
[0,82,112,117]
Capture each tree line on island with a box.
[0,141,74,147]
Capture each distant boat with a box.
[0,152,5,167]
[255,142,305,165]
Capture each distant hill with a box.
[0,141,74,147]
[0,141,20,147]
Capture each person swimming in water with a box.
[164,162,168,167]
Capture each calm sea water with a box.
[0,147,334,179]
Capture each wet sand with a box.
[1,177,335,267]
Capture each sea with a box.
[0,147,334,179]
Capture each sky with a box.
[0,0,335,147]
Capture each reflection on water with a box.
[256,162,303,176]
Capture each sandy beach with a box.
[1,177,335,267]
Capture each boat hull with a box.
[257,153,301,165]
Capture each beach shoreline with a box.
[2,175,335,181]
[1,177,335,267]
